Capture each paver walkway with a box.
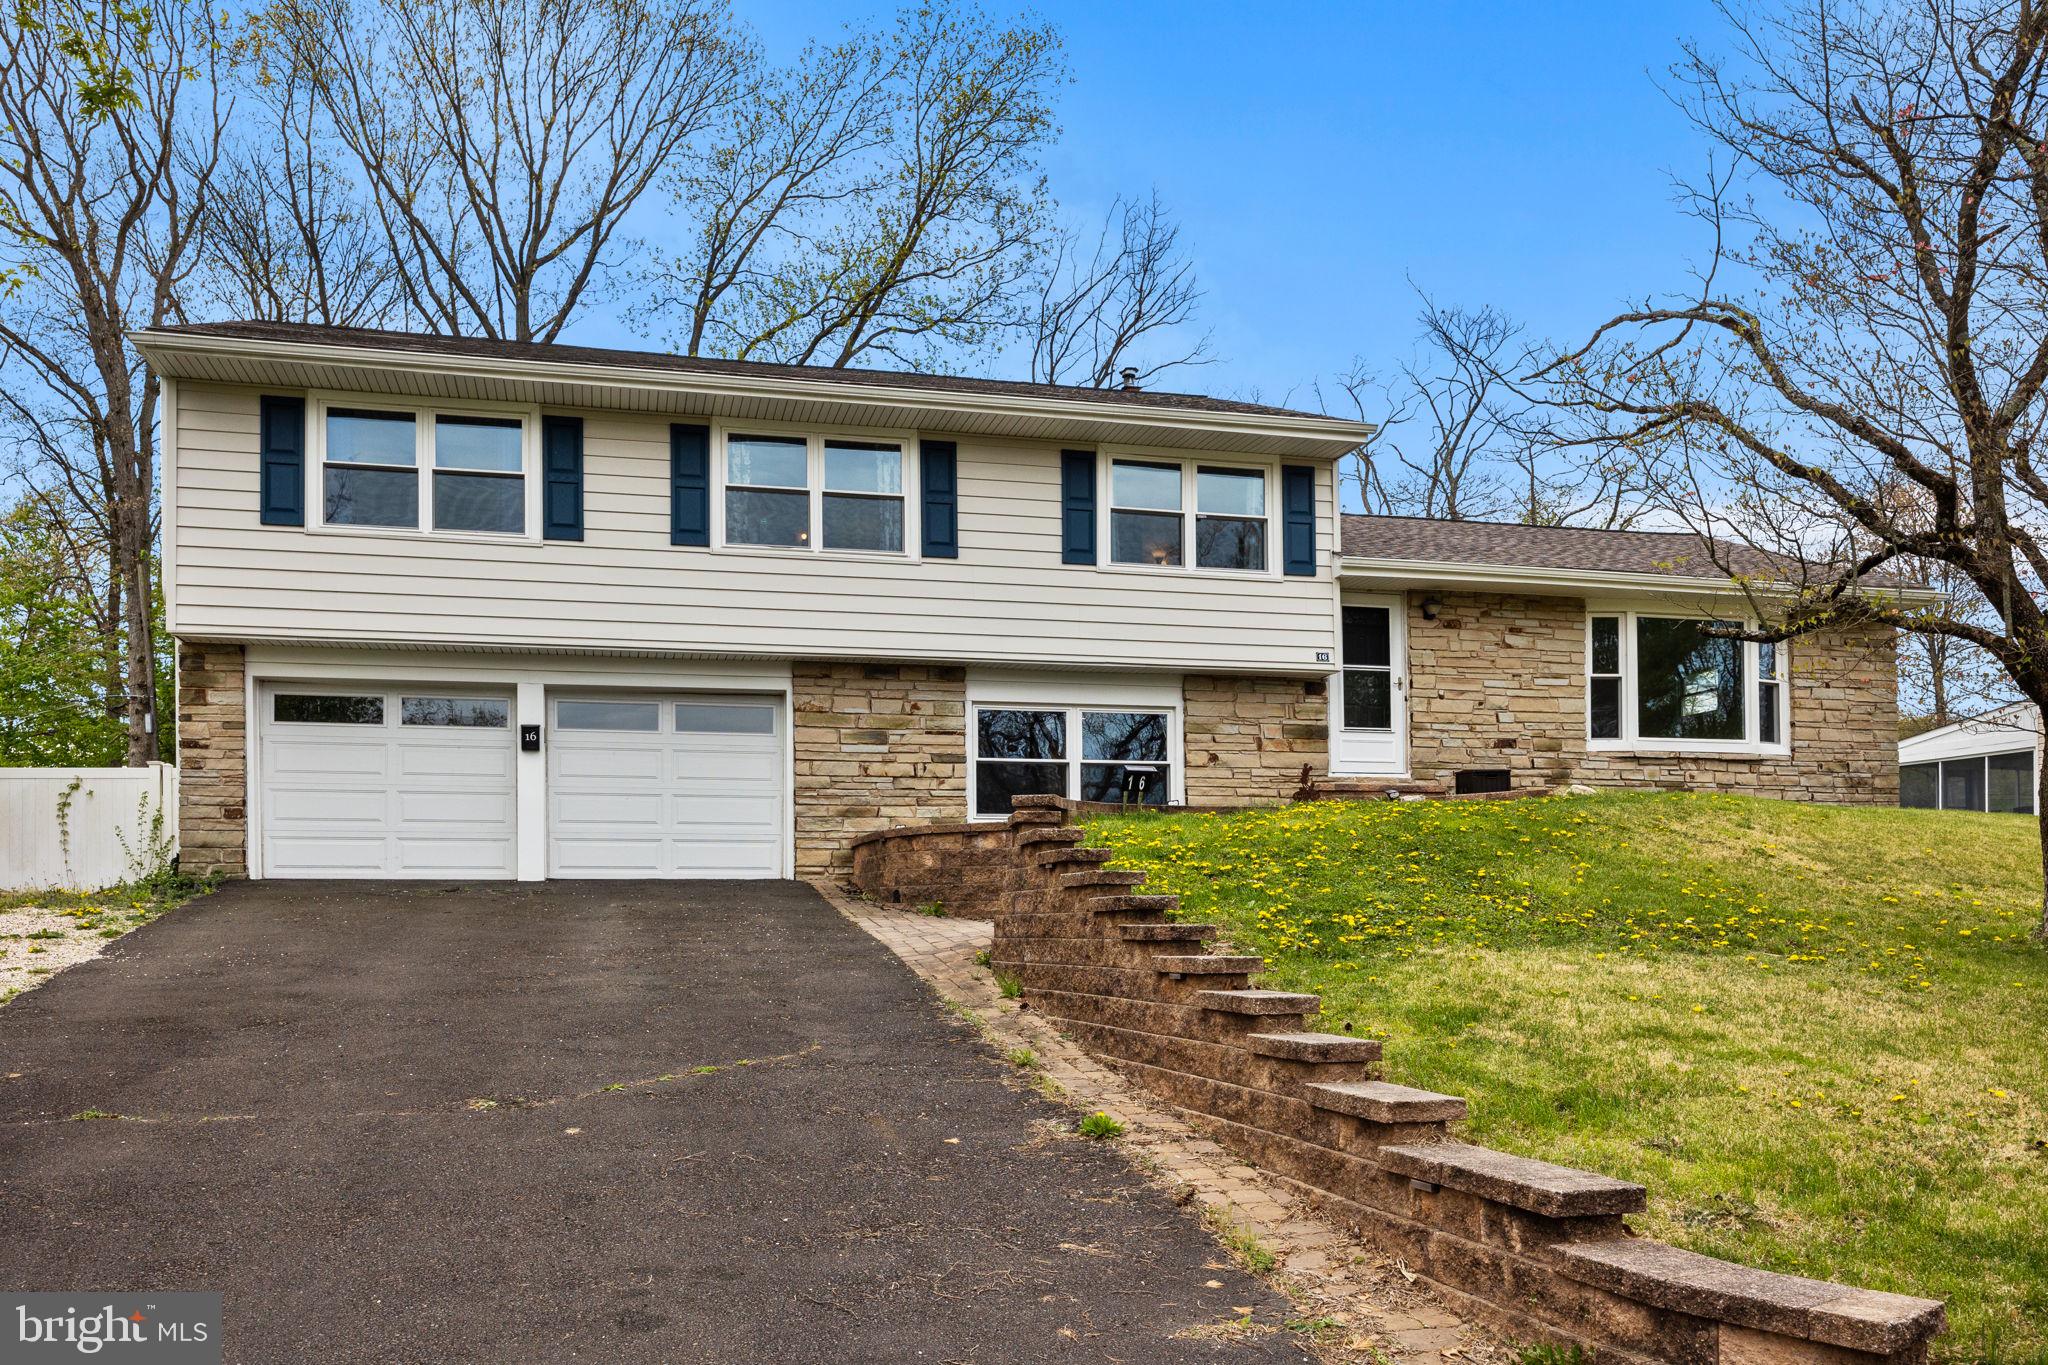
[829,889,1503,1365]
[0,879,1322,1363]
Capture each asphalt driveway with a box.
[0,881,1312,1364]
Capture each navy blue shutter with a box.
[920,439,958,558]
[258,395,306,526]
[541,415,584,541]
[1281,465,1317,576]
[670,422,711,547]
[1060,450,1096,565]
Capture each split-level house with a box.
[135,323,1909,882]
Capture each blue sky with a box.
[721,0,1723,406]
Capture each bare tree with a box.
[643,28,894,358]
[189,21,405,328]
[1028,192,1211,388]
[719,4,1065,369]
[1522,0,2048,933]
[1894,552,2013,725]
[1328,299,1652,525]
[273,0,740,342]
[0,0,229,765]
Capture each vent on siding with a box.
[1454,769,1512,796]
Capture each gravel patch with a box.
[0,905,133,1004]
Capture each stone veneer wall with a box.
[176,641,248,879]
[1403,591,1899,802]
[791,660,968,879]
[851,799,1947,1365]
[1182,675,1328,806]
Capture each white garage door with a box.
[258,686,518,878]
[547,694,784,878]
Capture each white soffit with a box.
[131,332,1373,460]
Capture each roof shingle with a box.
[145,321,1353,425]
[1340,514,1791,582]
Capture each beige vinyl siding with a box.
[170,384,1337,672]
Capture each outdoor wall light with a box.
[1421,597,1442,621]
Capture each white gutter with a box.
[1337,554,1948,607]
[129,329,1378,458]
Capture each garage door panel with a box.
[393,789,516,826]
[555,745,663,781]
[668,836,783,877]
[269,788,387,825]
[394,744,515,781]
[668,748,781,783]
[264,836,392,875]
[392,836,519,874]
[549,838,665,876]
[667,793,780,827]
[553,790,664,827]
[267,739,388,780]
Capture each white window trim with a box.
[1097,450,1280,580]
[710,419,922,562]
[1585,609,1790,757]
[966,699,1183,819]
[306,392,543,543]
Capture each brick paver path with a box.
[828,889,1504,1365]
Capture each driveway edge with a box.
[817,883,1505,1365]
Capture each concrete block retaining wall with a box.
[850,796,1945,1364]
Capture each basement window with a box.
[970,704,1175,816]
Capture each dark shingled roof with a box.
[146,321,1353,425]
[1340,514,1793,582]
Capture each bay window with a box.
[1107,457,1271,572]
[1586,612,1788,752]
[319,401,532,537]
[972,704,1175,816]
[721,430,908,554]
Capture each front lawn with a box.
[1084,793,2048,1363]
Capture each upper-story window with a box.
[721,430,909,555]
[318,401,531,537]
[1587,611,1788,753]
[1107,457,1269,572]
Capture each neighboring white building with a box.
[1898,702,2040,814]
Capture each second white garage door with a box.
[547,694,785,878]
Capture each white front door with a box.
[258,685,519,878]
[1332,595,1408,775]
[546,694,785,878]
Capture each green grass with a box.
[1085,792,2048,1363]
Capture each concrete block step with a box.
[1119,923,1216,942]
[1058,870,1148,891]
[1154,955,1265,977]
[1246,1031,1383,1063]
[1089,894,1178,914]
[1037,846,1114,868]
[1305,1080,1466,1124]
[1015,826,1084,849]
[1378,1141,1644,1218]
[1193,989,1320,1017]
[1551,1239,1945,1357]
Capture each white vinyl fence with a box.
[0,765,179,892]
